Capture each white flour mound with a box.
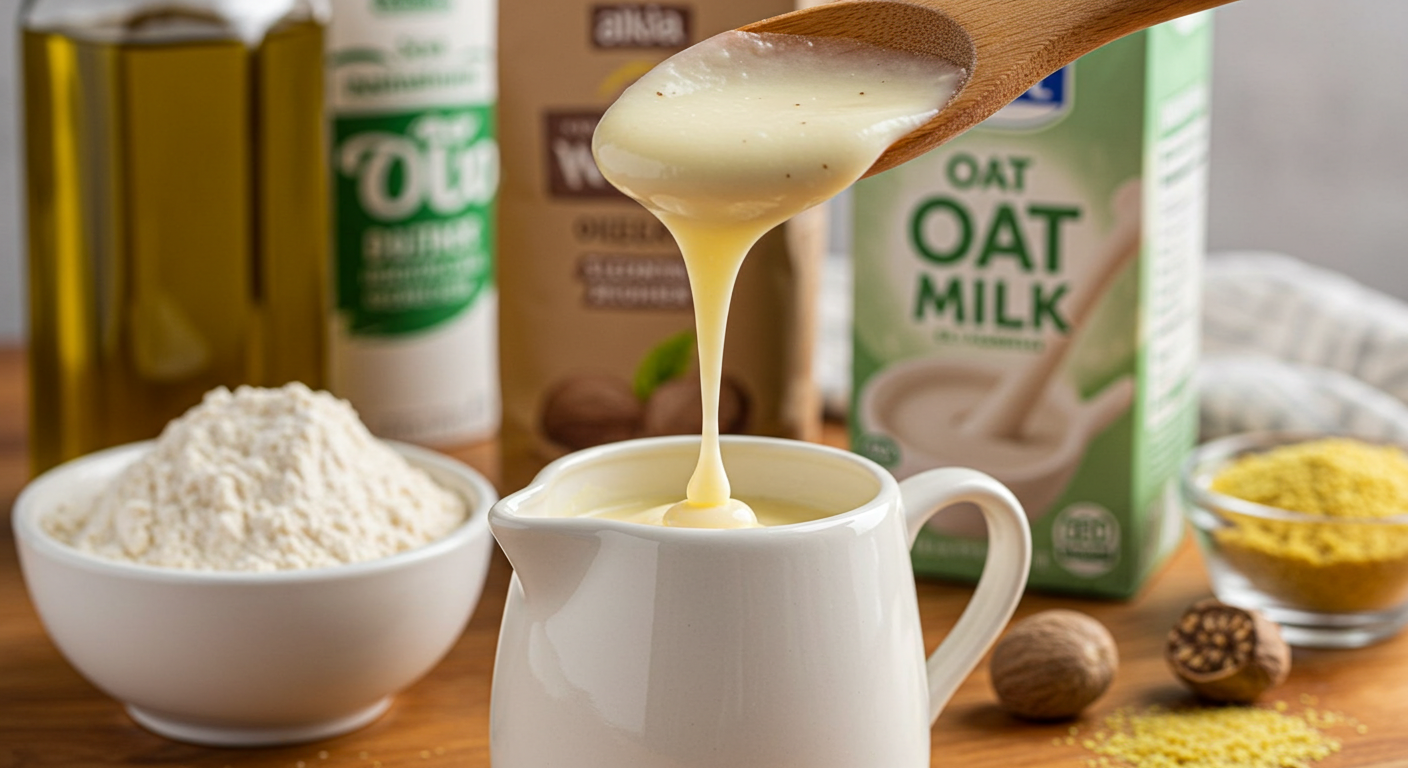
[43,383,467,572]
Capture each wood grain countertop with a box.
[2,345,1405,767]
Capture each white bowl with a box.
[12,440,496,747]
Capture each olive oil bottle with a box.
[22,1,330,473]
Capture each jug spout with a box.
[489,514,603,609]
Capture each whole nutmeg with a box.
[989,610,1118,721]
[642,372,750,436]
[540,375,643,450]
[1166,599,1290,704]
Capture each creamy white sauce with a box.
[593,30,965,528]
[587,497,834,528]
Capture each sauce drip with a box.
[593,31,965,528]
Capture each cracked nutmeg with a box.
[1166,598,1290,703]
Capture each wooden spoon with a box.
[742,0,1233,177]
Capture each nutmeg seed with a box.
[989,610,1119,721]
[1166,598,1290,704]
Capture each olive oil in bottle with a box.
[23,1,329,473]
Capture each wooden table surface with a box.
[2,345,1405,767]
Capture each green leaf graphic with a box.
[633,331,696,401]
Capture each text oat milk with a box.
[851,18,1213,597]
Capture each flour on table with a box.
[43,383,466,571]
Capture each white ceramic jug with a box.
[489,435,1031,768]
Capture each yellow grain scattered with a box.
[1305,707,1353,729]
[1210,438,1408,612]
[1072,705,1346,768]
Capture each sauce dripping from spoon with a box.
[593,30,965,528]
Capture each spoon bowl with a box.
[743,0,1235,176]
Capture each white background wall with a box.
[1208,0,1408,293]
[0,0,1406,342]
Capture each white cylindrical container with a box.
[326,0,499,445]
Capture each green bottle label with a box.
[333,106,497,335]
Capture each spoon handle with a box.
[873,0,1232,174]
[924,0,1225,69]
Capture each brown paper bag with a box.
[498,1,824,490]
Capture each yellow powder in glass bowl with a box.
[1209,438,1408,613]
[1212,438,1408,517]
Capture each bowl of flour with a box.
[12,384,497,747]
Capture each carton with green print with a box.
[850,17,1213,597]
[326,0,500,446]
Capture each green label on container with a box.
[375,0,449,11]
[333,106,497,335]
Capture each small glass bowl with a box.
[1180,431,1408,648]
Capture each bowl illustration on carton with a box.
[858,357,1132,538]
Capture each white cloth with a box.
[1200,252,1408,440]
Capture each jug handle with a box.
[899,468,1032,725]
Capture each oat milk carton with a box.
[850,17,1213,597]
